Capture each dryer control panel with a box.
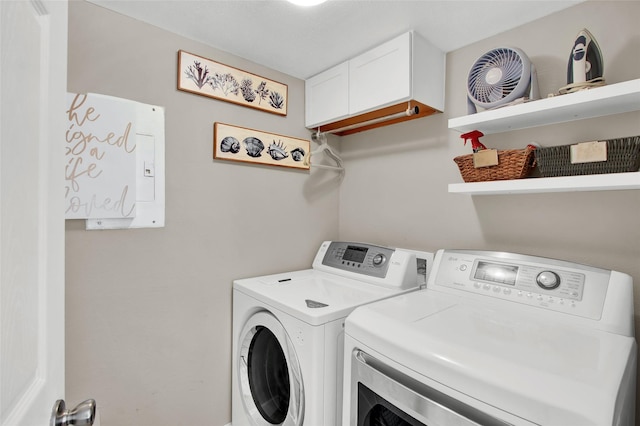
[471,259,586,301]
[429,249,614,320]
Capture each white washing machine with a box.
[343,249,637,426]
[231,241,433,426]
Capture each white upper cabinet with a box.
[305,62,349,129]
[349,32,412,115]
[305,31,445,133]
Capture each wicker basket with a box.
[453,147,536,183]
[535,136,640,177]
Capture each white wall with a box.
[339,0,640,419]
[341,1,640,290]
[65,2,339,425]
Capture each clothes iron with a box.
[567,28,604,84]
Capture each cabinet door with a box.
[349,32,411,115]
[305,62,349,127]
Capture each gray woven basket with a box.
[535,136,640,177]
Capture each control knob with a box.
[372,253,386,267]
[536,271,560,290]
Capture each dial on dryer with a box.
[536,271,561,290]
[372,253,386,267]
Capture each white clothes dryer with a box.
[343,249,637,426]
[231,241,433,426]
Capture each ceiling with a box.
[87,0,584,80]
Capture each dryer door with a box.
[238,311,304,426]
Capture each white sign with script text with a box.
[65,93,137,219]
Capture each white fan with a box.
[467,47,540,114]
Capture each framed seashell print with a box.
[178,50,288,116]
[214,122,310,170]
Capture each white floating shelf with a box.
[448,172,640,195]
[448,79,640,135]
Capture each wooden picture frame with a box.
[178,50,288,116]
[214,122,309,170]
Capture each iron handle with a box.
[51,399,96,426]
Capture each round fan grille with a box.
[467,47,531,108]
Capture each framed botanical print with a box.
[178,50,288,116]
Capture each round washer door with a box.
[238,311,304,426]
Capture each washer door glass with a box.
[239,311,304,426]
[249,326,290,422]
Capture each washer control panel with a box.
[431,250,611,320]
[321,241,393,278]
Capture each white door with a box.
[1,1,67,425]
